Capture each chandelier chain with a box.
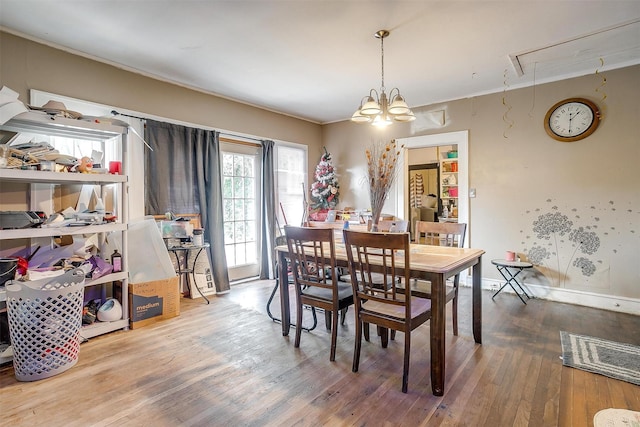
[380,34,385,92]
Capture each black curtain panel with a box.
[145,120,230,293]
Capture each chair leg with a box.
[353,318,362,373]
[363,322,370,342]
[340,307,348,325]
[452,275,460,336]
[330,309,338,361]
[402,329,410,393]
[324,310,332,330]
[391,330,396,340]
[294,299,303,348]
[380,327,389,348]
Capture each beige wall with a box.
[323,65,640,306]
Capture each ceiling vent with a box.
[509,19,640,79]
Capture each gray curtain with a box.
[145,120,230,293]
[260,139,275,279]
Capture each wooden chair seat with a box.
[399,280,457,303]
[363,295,431,320]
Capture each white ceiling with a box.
[1,1,639,124]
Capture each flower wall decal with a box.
[521,199,638,289]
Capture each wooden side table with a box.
[491,259,533,304]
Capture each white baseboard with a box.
[472,277,640,315]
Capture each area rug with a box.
[560,331,640,386]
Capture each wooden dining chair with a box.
[399,220,467,335]
[342,229,432,393]
[284,225,354,362]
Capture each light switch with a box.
[469,188,476,198]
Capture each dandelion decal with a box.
[526,204,601,287]
[533,212,573,239]
[526,245,550,265]
[568,227,600,255]
[573,257,596,276]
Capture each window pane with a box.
[223,154,234,176]
[224,221,235,243]
[225,244,235,266]
[245,221,255,242]
[245,241,257,264]
[235,220,246,242]
[223,199,234,221]
[223,177,233,198]
[233,176,244,198]
[235,243,247,265]
[234,199,245,221]
[244,177,254,199]
[245,201,255,221]
[233,155,243,176]
[244,157,254,177]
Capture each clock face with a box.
[544,98,600,142]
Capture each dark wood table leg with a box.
[430,273,445,396]
[473,256,482,344]
[278,251,290,336]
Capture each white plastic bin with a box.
[6,269,85,381]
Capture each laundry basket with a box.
[6,269,85,381]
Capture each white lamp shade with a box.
[393,110,416,122]
[361,97,382,115]
[388,95,410,115]
[351,109,372,123]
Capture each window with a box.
[275,143,307,229]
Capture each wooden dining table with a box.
[275,234,485,396]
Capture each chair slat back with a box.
[284,225,337,297]
[414,221,466,248]
[343,230,412,315]
[367,219,410,233]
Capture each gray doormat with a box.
[560,331,640,386]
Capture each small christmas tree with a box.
[310,147,340,210]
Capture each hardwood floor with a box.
[1,281,638,426]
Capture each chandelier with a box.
[351,30,416,126]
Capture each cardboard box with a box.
[128,276,180,329]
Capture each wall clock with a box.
[544,98,600,142]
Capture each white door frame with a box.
[395,130,469,244]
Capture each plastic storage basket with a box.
[6,269,85,381]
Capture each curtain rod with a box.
[111,110,265,145]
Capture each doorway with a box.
[221,143,262,281]
[395,131,469,243]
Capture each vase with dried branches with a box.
[365,139,403,232]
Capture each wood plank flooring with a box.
[1,281,638,426]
